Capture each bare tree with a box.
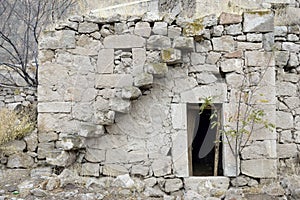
[0,0,75,87]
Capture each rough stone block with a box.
[81,163,100,177]
[46,151,76,167]
[121,86,142,100]
[173,37,194,51]
[191,53,206,66]
[161,48,182,64]
[241,140,277,159]
[164,179,183,192]
[86,135,128,150]
[78,22,98,33]
[146,63,168,76]
[275,7,300,26]
[147,35,171,50]
[38,102,72,113]
[237,42,262,50]
[184,177,230,191]
[97,49,114,74]
[243,11,274,33]
[110,98,131,113]
[189,64,219,73]
[168,25,182,38]
[7,153,34,169]
[171,130,189,177]
[245,51,275,66]
[196,40,212,52]
[171,104,187,130]
[225,24,242,35]
[85,148,106,163]
[219,12,243,25]
[275,51,289,66]
[276,111,293,129]
[103,164,128,176]
[72,103,94,121]
[40,30,75,49]
[104,35,145,49]
[197,72,218,84]
[282,42,300,52]
[277,143,298,158]
[95,111,115,125]
[206,52,222,64]
[106,149,128,164]
[276,82,297,96]
[152,22,168,35]
[131,165,149,176]
[212,36,235,52]
[95,74,133,88]
[181,83,227,103]
[134,73,153,88]
[151,157,172,177]
[134,22,151,38]
[132,48,146,76]
[220,59,243,73]
[241,159,277,178]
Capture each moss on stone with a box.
[183,18,204,36]
[246,10,271,16]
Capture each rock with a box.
[144,186,165,197]
[78,22,98,33]
[46,177,60,191]
[219,12,243,24]
[247,33,262,42]
[263,183,285,196]
[131,165,149,176]
[106,149,128,164]
[60,136,85,150]
[103,164,128,176]
[112,174,135,188]
[110,98,131,113]
[220,59,243,73]
[85,148,106,163]
[203,14,218,27]
[38,102,72,113]
[274,26,287,36]
[121,86,142,100]
[212,36,235,52]
[134,73,153,88]
[241,140,276,160]
[95,74,133,88]
[147,62,168,76]
[263,32,274,51]
[213,25,224,36]
[196,40,212,52]
[277,143,298,158]
[7,153,34,168]
[168,25,182,38]
[40,30,76,49]
[275,51,289,66]
[191,53,206,65]
[288,53,299,67]
[196,72,218,84]
[173,37,194,51]
[245,51,275,66]
[225,24,242,35]
[58,169,81,187]
[97,49,114,74]
[103,35,145,49]
[30,167,52,178]
[46,151,76,167]
[282,42,300,52]
[164,179,183,192]
[80,163,100,177]
[24,130,38,152]
[147,35,171,50]
[231,176,249,187]
[161,48,182,64]
[30,188,48,197]
[243,11,274,32]
[151,157,172,177]
[95,111,115,125]
[153,22,168,35]
[1,140,26,156]
[241,159,277,178]
[206,52,221,64]
[134,22,151,38]
[276,111,294,129]
[184,190,204,200]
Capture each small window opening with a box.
[187,103,223,176]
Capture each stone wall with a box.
[34,4,292,197]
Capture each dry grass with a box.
[0,108,34,146]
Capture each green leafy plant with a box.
[0,108,34,146]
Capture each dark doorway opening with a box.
[188,104,223,176]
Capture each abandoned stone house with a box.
[1,0,300,199]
